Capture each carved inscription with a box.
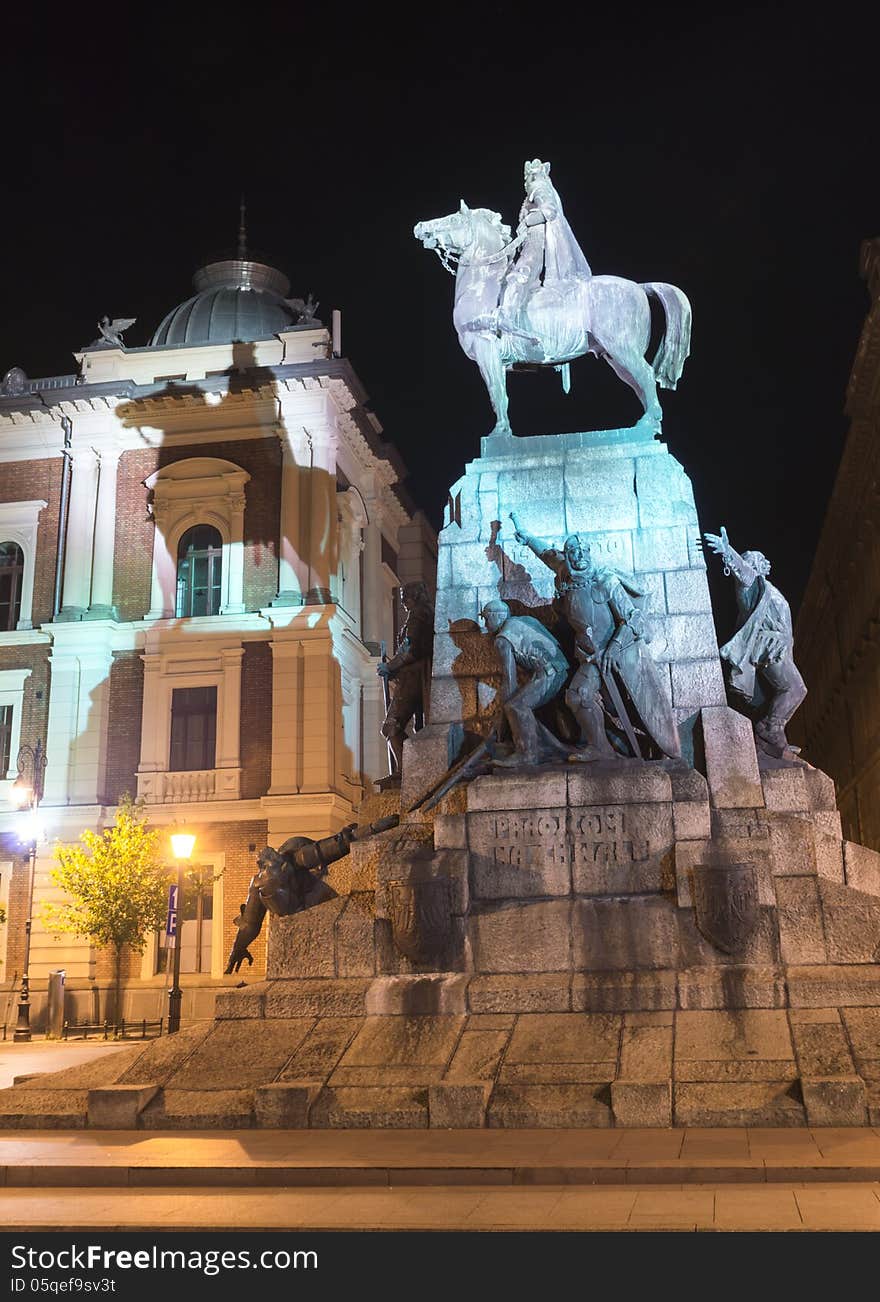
[491,813,567,868]
[574,807,650,866]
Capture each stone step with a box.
[2,1127,880,1187]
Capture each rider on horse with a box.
[499,159,592,330]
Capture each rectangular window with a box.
[381,536,398,576]
[157,865,214,974]
[0,704,11,775]
[169,686,217,771]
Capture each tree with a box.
[42,798,170,1023]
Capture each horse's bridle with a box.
[427,215,526,276]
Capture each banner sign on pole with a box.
[165,883,179,947]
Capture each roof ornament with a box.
[95,316,136,349]
[1,366,28,396]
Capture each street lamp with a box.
[10,738,47,1043]
[167,828,195,1034]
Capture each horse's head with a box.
[413,201,476,256]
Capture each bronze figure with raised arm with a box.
[510,513,681,760]
[703,526,806,758]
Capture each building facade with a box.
[792,237,880,851]
[0,246,435,1025]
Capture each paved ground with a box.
[1,1040,879,1230]
[0,1036,123,1089]
[0,1126,879,1230]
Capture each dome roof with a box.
[150,255,300,347]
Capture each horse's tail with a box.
[642,283,692,390]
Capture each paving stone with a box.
[309,1086,428,1128]
[13,1044,149,1091]
[669,766,709,801]
[571,802,674,894]
[814,830,845,883]
[276,1017,363,1082]
[336,1016,464,1075]
[843,841,880,896]
[840,1008,880,1066]
[467,973,571,1013]
[399,727,454,812]
[672,800,711,841]
[787,965,880,1007]
[213,984,268,1020]
[790,1021,856,1077]
[166,1019,315,1091]
[505,1012,621,1068]
[664,568,713,613]
[266,897,347,979]
[619,1023,673,1079]
[800,1077,868,1127]
[677,966,787,1009]
[774,876,828,965]
[759,765,810,812]
[653,615,718,666]
[803,767,838,810]
[114,1024,215,1085]
[470,900,571,973]
[670,659,727,708]
[428,1082,491,1128]
[254,1083,319,1127]
[673,1082,805,1126]
[366,975,469,1016]
[611,1080,672,1127]
[263,979,372,1018]
[700,706,764,809]
[571,970,677,1012]
[336,894,377,978]
[443,1030,510,1082]
[467,770,568,811]
[433,814,467,850]
[818,880,880,963]
[632,525,690,573]
[567,762,672,807]
[572,896,677,971]
[769,816,819,875]
[562,455,638,531]
[469,807,571,898]
[487,1083,613,1128]
[140,1089,254,1129]
[465,1013,516,1030]
[0,1089,89,1129]
[675,1008,794,1072]
[86,1085,160,1129]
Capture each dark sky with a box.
[2,6,878,618]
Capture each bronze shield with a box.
[387,876,451,964]
[692,862,759,954]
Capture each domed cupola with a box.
[150,204,314,347]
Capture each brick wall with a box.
[113,437,281,621]
[240,642,272,798]
[101,651,144,805]
[0,644,51,754]
[0,458,63,626]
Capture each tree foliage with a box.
[42,799,170,955]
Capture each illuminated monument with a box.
[3,172,880,1131]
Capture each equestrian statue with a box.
[414,159,692,437]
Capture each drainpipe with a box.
[52,416,73,619]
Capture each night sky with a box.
[2,7,878,622]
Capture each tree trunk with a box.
[112,943,123,1027]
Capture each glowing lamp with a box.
[170,832,196,860]
[10,779,33,808]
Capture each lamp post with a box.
[167,829,195,1034]
[10,738,47,1043]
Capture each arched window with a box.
[0,542,24,631]
[176,525,222,618]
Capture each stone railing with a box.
[136,768,241,804]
